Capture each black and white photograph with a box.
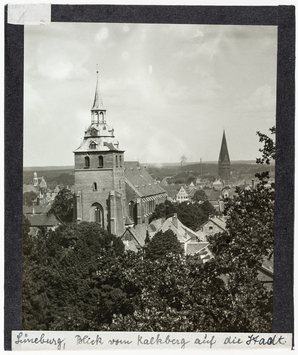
[22,21,277,332]
[5,4,294,350]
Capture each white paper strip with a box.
[7,4,51,25]
[12,331,292,351]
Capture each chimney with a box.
[173,213,178,229]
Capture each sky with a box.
[24,23,277,167]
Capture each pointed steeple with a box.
[219,130,230,162]
[91,67,106,124]
[218,130,231,181]
[91,68,105,111]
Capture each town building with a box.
[73,72,166,236]
[196,216,227,242]
[176,186,189,203]
[23,204,60,236]
[122,213,212,262]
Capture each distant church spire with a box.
[218,130,231,181]
[91,67,106,123]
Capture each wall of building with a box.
[74,159,126,236]
[201,221,224,236]
[75,151,124,171]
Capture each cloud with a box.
[121,51,130,61]
[39,60,88,80]
[234,84,276,112]
[95,27,109,42]
[141,130,190,163]
[162,72,221,105]
[25,82,41,107]
[190,29,205,39]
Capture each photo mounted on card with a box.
[5,4,294,351]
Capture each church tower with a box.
[73,71,126,236]
[218,130,231,181]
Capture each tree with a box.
[145,230,183,260]
[192,189,207,203]
[23,191,37,206]
[205,127,275,332]
[256,126,275,165]
[149,200,216,231]
[22,128,275,332]
[149,200,176,223]
[47,188,74,223]
[22,221,126,330]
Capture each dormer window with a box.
[91,129,97,136]
[85,156,90,168]
[89,141,97,149]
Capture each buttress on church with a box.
[73,73,167,237]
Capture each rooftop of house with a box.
[23,204,51,215]
[204,189,222,201]
[23,184,38,194]
[260,255,274,275]
[121,223,149,249]
[208,216,227,231]
[152,214,201,244]
[26,213,59,227]
[185,242,209,256]
[161,185,179,199]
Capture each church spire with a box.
[91,67,106,124]
[218,130,231,181]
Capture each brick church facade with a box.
[73,72,166,236]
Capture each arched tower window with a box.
[129,201,137,225]
[119,155,122,167]
[116,155,118,167]
[119,180,121,189]
[98,156,103,168]
[90,202,104,227]
[85,156,90,168]
[93,182,97,191]
[95,207,100,223]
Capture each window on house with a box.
[85,156,90,168]
[93,182,97,191]
[98,156,103,168]
[209,226,213,230]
